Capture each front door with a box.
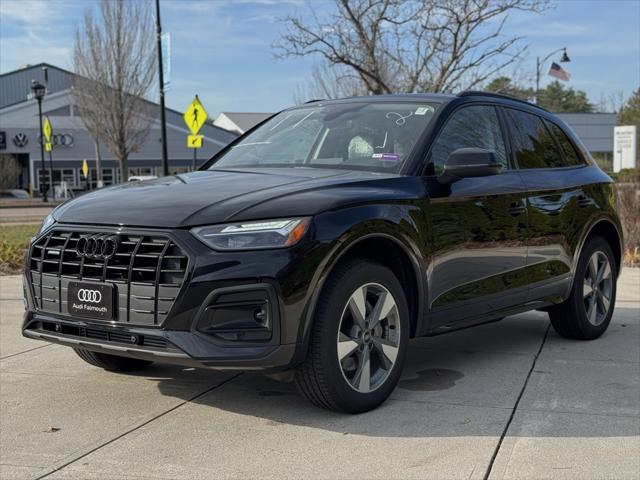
[422,104,530,329]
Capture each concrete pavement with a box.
[1,269,638,479]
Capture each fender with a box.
[296,214,428,351]
[565,214,624,297]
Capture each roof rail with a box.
[457,90,549,112]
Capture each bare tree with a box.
[596,90,625,114]
[277,0,550,98]
[294,64,367,104]
[72,0,156,182]
[0,154,21,189]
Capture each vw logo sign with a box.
[12,132,28,148]
[77,289,102,303]
[76,235,120,260]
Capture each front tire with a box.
[548,236,617,340]
[73,348,153,372]
[295,259,409,413]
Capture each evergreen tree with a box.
[484,76,533,100]
[537,81,593,113]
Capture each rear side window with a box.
[544,120,584,166]
[506,109,583,169]
[430,105,508,174]
[506,109,561,169]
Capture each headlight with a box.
[38,212,56,235]
[191,217,311,251]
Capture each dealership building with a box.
[0,63,238,194]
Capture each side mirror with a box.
[439,148,503,184]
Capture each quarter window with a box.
[544,120,583,167]
[430,106,507,174]
[506,109,568,169]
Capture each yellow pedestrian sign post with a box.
[183,95,208,170]
[187,134,203,149]
[43,117,55,199]
[82,159,89,179]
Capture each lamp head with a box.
[31,80,46,100]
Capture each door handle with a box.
[507,202,526,217]
[577,194,591,208]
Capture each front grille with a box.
[28,229,189,326]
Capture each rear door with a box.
[424,104,530,328]
[503,108,589,302]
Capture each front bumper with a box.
[22,224,323,371]
[22,311,301,371]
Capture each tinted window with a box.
[430,106,507,174]
[506,109,566,169]
[544,120,583,166]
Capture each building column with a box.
[29,154,35,196]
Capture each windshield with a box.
[209,102,438,173]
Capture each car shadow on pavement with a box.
[147,311,639,438]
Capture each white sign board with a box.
[613,125,637,172]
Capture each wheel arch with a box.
[570,216,623,292]
[299,232,426,351]
[582,218,623,273]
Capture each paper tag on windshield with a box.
[415,106,433,115]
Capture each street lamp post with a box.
[31,80,47,202]
[535,47,570,104]
[155,0,169,177]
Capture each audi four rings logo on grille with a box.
[76,235,120,260]
[77,289,102,303]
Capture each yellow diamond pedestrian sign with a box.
[187,134,203,149]
[81,159,89,178]
[43,116,52,143]
[183,95,207,135]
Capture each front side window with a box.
[506,109,567,169]
[429,105,508,174]
[210,102,437,173]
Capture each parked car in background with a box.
[0,189,30,199]
[23,92,622,413]
[128,175,158,182]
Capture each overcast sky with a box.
[1,0,638,117]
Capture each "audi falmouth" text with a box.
[72,289,107,313]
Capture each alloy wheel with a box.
[337,283,401,393]
[583,251,613,326]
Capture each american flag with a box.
[548,62,571,81]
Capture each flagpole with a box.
[535,56,540,104]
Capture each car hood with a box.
[53,168,407,228]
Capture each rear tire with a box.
[548,236,617,340]
[295,259,409,413]
[73,348,153,372]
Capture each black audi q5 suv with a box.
[23,92,623,413]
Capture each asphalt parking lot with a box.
[1,269,638,480]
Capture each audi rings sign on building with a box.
[38,133,74,147]
[76,235,120,260]
[77,289,102,303]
